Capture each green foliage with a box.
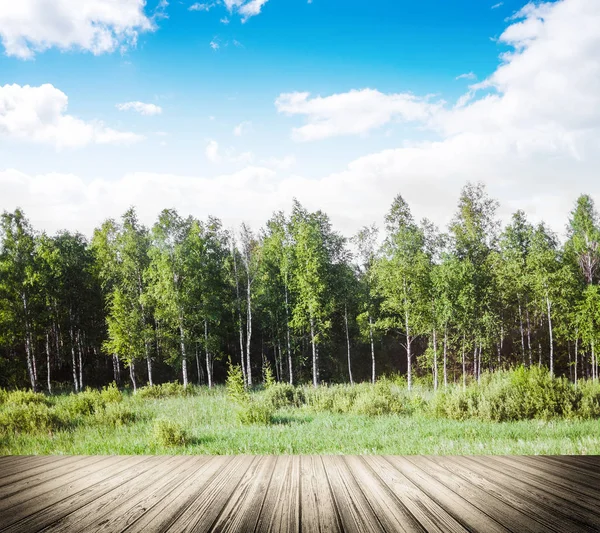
[94,402,137,427]
[100,382,123,404]
[59,389,105,417]
[3,389,50,407]
[431,367,587,421]
[226,364,247,404]
[0,403,63,435]
[237,399,274,425]
[578,380,600,419]
[263,362,276,389]
[153,418,188,446]
[263,383,304,409]
[137,382,190,399]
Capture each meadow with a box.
[1,367,599,455]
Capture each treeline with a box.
[1,182,600,392]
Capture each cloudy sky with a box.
[0,0,599,240]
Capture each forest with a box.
[1,181,600,394]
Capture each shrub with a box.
[153,419,188,446]
[263,383,303,409]
[5,389,50,407]
[60,389,105,417]
[226,365,247,404]
[578,380,600,419]
[94,403,137,427]
[237,399,274,425]
[0,403,62,435]
[100,382,123,404]
[0,389,8,405]
[137,382,189,399]
[263,362,276,389]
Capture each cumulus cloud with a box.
[2,0,600,242]
[0,84,144,149]
[275,89,444,141]
[116,101,163,116]
[205,140,221,162]
[0,0,154,59]
[223,0,269,22]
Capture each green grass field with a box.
[1,370,600,455]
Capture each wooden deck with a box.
[0,456,599,532]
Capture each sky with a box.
[0,0,599,242]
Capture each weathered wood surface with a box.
[0,456,598,532]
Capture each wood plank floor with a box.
[0,456,599,532]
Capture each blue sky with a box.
[1,0,599,239]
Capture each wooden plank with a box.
[408,456,547,533]
[39,456,189,533]
[385,456,511,533]
[0,456,66,482]
[1,456,152,533]
[470,456,600,527]
[162,456,257,533]
[0,455,111,511]
[87,456,210,533]
[121,455,234,533]
[253,455,300,533]
[322,455,384,533]
[209,455,278,533]
[452,456,600,532]
[363,456,468,533]
[299,455,343,533]
[491,456,600,503]
[343,455,425,533]
[535,455,600,478]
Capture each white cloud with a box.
[3,0,600,243]
[233,121,252,136]
[205,140,221,163]
[0,84,143,149]
[189,3,214,11]
[116,101,163,116]
[210,39,219,50]
[456,72,477,80]
[275,89,444,142]
[492,2,504,9]
[0,0,154,59]
[223,0,269,22]
[220,17,230,24]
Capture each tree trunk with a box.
[568,340,573,382]
[369,314,376,384]
[593,341,597,383]
[474,342,479,383]
[138,274,153,387]
[113,354,121,385]
[21,293,37,392]
[405,308,412,392]
[344,303,353,385]
[195,343,202,385]
[443,325,448,389]
[246,278,252,387]
[546,293,554,375]
[574,334,579,385]
[46,331,52,394]
[518,298,526,365]
[205,319,212,389]
[129,360,137,392]
[525,303,532,366]
[462,332,466,391]
[232,240,247,386]
[310,316,318,387]
[69,323,79,393]
[77,329,84,390]
[285,284,293,385]
[179,320,188,388]
[432,327,438,391]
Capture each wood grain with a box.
[0,455,597,533]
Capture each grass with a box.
[1,371,599,455]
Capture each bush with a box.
[0,389,7,405]
[137,382,189,399]
[237,399,274,425]
[100,382,123,404]
[59,389,105,417]
[153,419,188,446]
[263,383,303,409]
[578,380,600,419]
[0,403,63,435]
[4,389,51,407]
[226,365,247,404]
[94,403,137,427]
